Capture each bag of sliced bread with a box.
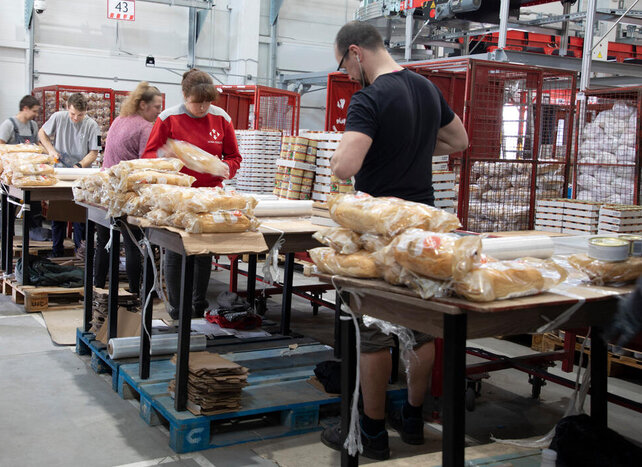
[308,247,380,278]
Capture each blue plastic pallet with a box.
[75,328,122,392]
[114,343,406,453]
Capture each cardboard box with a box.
[46,201,87,223]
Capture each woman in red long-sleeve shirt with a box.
[143,68,242,320]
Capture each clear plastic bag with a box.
[360,233,392,252]
[109,158,183,179]
[11,175,57,187]
[178,211,260,233]
[10,162,55,177]
[161,139,229,177]
[0,144,45,154]
[118,170,195,191]
[389,229,482,281]
[454,257,568,302]
[327,192,461,236]
[567,254,642,285]
[312,227,362,254]
[308,247,380,278]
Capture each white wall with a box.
[0,1,29,120]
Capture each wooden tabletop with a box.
[8,180,75,201]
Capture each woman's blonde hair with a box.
[120,81,162,117]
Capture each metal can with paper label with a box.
[618,234,642,257]
[588,237,630,262]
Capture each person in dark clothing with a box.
[321,21,468,461]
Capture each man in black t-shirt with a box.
[321,21,468,460]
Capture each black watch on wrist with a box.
[74,162,82,168]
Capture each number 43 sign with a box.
[107,0,135,21]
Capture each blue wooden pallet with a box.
[75,328,122,392]
[115,343,407,453]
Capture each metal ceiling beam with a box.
[138,0,215,9]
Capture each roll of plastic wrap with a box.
[481,235,554,260]
[108,333,207,359]
[54,168,100,180]
[254,199,313,217]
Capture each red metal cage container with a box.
[573,86,641,205]
[32,85,115,145]
[415,59,576,232]
[215,85,301,136]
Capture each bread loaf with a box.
[165,139,229,177]
[179,211,260,233]
[454,258,567,302]
[308,247,380,278]
[360,233,392,252]
[12,175,57,187]
[312,227,362,254]
[110,158,184,178]
[327,192,461,236]
[391,229,482,281]
[119,170,195,191]
[568,254,642,284]
[0,144,45,154]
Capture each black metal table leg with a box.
[20,192,30,285]
[83,218,95,332]
[1,191,7,272]
[107,225,121,340]
[6,200,15,275]
[247,254,257,307]
[175,254,195,411]
[339,293,358,467]
[443,313,467,467]
[334,290,342,359]
[139,244,155,379]
[591,326,608,428]
[280,252,295,336]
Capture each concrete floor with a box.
[1,261,641,467]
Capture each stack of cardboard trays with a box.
[169,351,249,416]
[433,156,456,214]
[562,200,602,235]
[535,199,565,233]
[598,205,642,234]
[234,130,282,194]
[310,201,340,227]
[90,287,140,333]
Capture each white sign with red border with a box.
[107,0,135,21]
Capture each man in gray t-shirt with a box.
[39,93,100,256]
[39,93,100,168]
[0,95,40,145]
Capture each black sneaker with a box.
[320,423,390,461]
[388,406,425,445]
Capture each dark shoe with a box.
[168,308,179,321]
[29,227,52,241]
[388,405,425,445]
[320,424,390,461]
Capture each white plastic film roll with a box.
[108,333,207,359]
[254,199,313,217]
[481,235,554,260]
[54,168,100,180]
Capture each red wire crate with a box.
[215,85,301,136]
[33,85,115,145]
[573,87,641,205]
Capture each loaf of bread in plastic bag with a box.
[137,185,256,213]
[360,233,392,252]
[10,162,55,177]
[308,247,380,278]
[164,139,229,177]
[0,144,45,154]
[312,227,362,254]
[109,158,184,179]
[454,258,568,302]
[567,253,642,284]
[178,211,260,233]
[381,263,447,299]
[12,175,57,187]
[119,170,195,191]
[389,229,482,281]
[327,192,461,236]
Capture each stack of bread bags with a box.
[309,192,568,302]
[74,158,259,234]
[0,143,57,187]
